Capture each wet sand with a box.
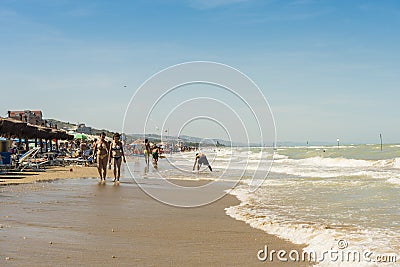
[1,167,309,266]
[0,165,102,186]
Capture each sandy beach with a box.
[0,165,102,186]
[0,162,308,266]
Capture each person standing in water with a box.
[109,133,126,184]
[93,132,109,183]
[151,144,159,166]
[193,152,212,172]
[144,139,151,166]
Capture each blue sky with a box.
[0,0,399,143]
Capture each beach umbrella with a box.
[74,133,87,140]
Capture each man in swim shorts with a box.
[193,152,212,172]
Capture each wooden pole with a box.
[380,133,383,151]
[25,136,29,151]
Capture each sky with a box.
[0,0,399,144]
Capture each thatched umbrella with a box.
[0,118,26,137]
[0,118,73,152]
[36,126,52,139]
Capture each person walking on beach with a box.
[193,152,212,172]
[144,139,151,166]
[93,132,109,182]
[109,133,126,183]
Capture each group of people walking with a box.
[93,134,212,183]
[93,132,126,184]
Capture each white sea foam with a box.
[274,155,372,168]
[256,154,400,180]
[273,153,289,160]
[226,187,400,267]
[393,158,400,169]
[387,178,400,186]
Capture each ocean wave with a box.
[387,178,400,186]
[265,156,400,180]
[276,156,372,168]
[226,187,399,267]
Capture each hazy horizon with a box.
[45,116,396,145]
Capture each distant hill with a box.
[122,133,226,147]
[45,118,270,147]
[45,118,228,146]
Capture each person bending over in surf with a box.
[93,132,109,183]
[193,152,212,172]
[109,133,126,183]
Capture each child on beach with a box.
[109,133,126,183]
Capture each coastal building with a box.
[7,110,44,126]
[76,123,92,135]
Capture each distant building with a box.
[8,110,44,126]
[76,123,92,135]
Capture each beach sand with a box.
[1,165,309,266]
[0,165,102,186]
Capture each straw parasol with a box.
[0,117,73,140]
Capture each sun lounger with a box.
[63,157,89,165]
[17,147,48,171]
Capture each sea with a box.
[142,144,400,266]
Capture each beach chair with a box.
[63,157,89,166]
[17,147,47,171]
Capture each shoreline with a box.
[0,165,309,266]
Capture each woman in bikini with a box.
[109,133,126,183]
[94,132,109,183]
[143,139,151,166]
